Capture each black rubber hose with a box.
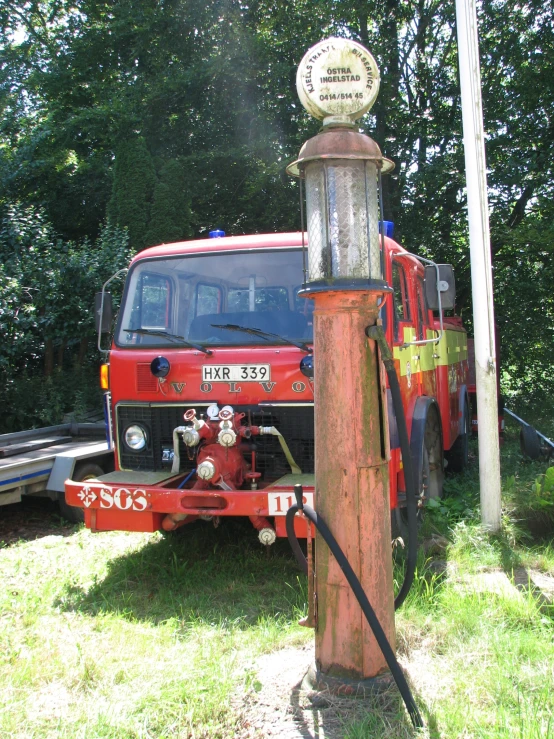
[365,325,419,611]
[287,512,308,576]
[286,495,423,730]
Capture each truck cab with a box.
[65,231,469,540]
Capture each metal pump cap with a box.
[286,128,394,178]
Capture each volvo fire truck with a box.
[65,229,470,542]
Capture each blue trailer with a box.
[0,423,113,522]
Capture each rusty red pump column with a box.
[287,37,396,686]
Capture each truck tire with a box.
[392,406,443,541]
[58,462,104,524]
[391,447,428,542]
[423,407,444,501]
[520,425,541,460]
[446,397,470,473]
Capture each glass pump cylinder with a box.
[305,158,381,285]
[287,127,394,290]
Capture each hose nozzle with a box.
[294,483,304,510]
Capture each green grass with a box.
[1,426,554,737]
[0,521,310,738]
[394,564,554,738]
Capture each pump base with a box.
[302,663,393,698]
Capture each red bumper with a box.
[64,478,314,535]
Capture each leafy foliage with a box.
[107,137,156,252]
[0,0,553,423]
[0,204,131,431]
[145,159,193,247]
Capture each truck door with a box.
[391,260,418,406]
[415,276,436,399]
[392,260,411,345]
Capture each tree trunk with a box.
[76,336,89,367]
[57,339,67,369]
[45,338,54,377]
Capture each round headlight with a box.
[124,424,148,451]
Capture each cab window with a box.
[228,286,289,312]
[294,286,314,322]
[196,283,221,316]
[416,277,428,340]
[130,273,172,330]
[392,262,411,342]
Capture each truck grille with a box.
[116,404,314,480]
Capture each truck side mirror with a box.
[424,264,456,311]
[95,291,113,333]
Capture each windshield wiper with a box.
[124,328,212,355]
[211,324,312,354]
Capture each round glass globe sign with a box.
[296,38,380,123]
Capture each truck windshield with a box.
[115,248,314,348]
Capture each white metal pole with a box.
[455,0,502,530]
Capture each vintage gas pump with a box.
[287,38,397,691]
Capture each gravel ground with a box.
[235,645,407,739]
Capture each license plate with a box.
[202,364,270,382]
[267,492,314,516]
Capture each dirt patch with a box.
[235,644,411,739]
[0,497,76,546]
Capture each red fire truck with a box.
[65,230,470,542]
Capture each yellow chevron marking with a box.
[435,328,468,366]
[393,326,467,376]
[393,327,418,377]
[420,329,436,372]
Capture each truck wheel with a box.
[520,425,541,460]
[58,462,104,524]
[391,446,428,542]
[424,407,444,501]
[392,408,443,541]
[446,398,470,473]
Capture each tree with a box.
[107,137,156,252]
[0,0,553,397]
[0,202,131,431]
[145,160,193,246]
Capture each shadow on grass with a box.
[56,516,453,737]
[55,517,306,628]
[495,533,523,573]
[0,497,77,547]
